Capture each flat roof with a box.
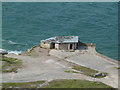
[41,36,79,43]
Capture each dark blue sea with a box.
[2,2,118,60]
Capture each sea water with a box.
[2,2,118,60]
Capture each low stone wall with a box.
[80,42,118,63]
[85,43,96,47]
[93,46,118,64]
[95,50,118,64]
[79,42,96,47]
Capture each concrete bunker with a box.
[40,36,80,50]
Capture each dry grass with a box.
[2,81,45,88]
[0,55,22,73]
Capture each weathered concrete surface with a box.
[1,46,118,88]
[50,47,118,88]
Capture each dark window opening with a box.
[51,43,55,49]
[70,44,72,49]
[53,43,55,48]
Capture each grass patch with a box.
[72,65,97,76]
[115,67,120,69]
[0,55,22,73]
[118,67,120,69]
[47,54,50,56]
[72,65,107,78]
[64,57,68,59]
[42,79,112,88]
[2,81,45,88]
[65,70,78,73]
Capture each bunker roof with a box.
[41,36,79,44]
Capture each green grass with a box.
[47,54,50,56]
[65,70,78,73]
[2,81,45,88]
[118,67,120,69]
[2,80,112,88]
[42,79,112,88]
[0,55,22,73]
[72,65,107,78]
[115,67,120,69]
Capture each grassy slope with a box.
[0,55,22,73]
[2,81,45,88]
[2,79,112,88]
[42,79,112,88]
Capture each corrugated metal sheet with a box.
[41,36,79,43]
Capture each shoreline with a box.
[23,44,119,63]
[3,43,119,64]
[94,47,118,64]
[95,50,118,64]
[81,43,119,63]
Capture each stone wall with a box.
[78,41,96,47]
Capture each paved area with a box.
[50,47,118,88]
[1,46,119,88]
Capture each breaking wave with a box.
[8,40,27,46]
[8,50,22,55]
[0,48,22,55]
[8,40,17,44]
[0,48,6,52]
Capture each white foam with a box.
[8,50,22,55]
[0,48,22,55]
[8,40,17,44]
[0,48,6,52]
[8,40,27,45]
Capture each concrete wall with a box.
[40,42,78,50]
[59,43,69,50]
[55,44,59,50]
[74,43,78,49]
[68,43,77,50]
[58,43,78,50]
